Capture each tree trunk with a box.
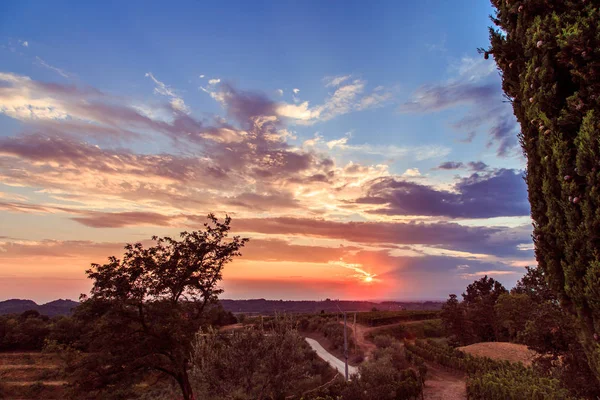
[177,371,195,400]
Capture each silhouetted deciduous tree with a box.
[70,214,247,400]
[441,276,507,344]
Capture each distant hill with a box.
[219,299,444,314]
[0,299,79,317]
[0,298,443,317]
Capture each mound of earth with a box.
[458,342,537,366]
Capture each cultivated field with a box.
[457,342,538,366]
[0,352,65,400]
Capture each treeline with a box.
[405,339,575,400]
[355,310,440,327]
[440,269,600,399]
[220,299,443,314]
[0,304,236,352]
[366,319,445,341]
[0,310,80,351]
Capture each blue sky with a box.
[0,1,533,302]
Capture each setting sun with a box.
[364,276,373,283]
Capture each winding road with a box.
[305,337,359,377]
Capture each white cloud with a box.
[277,101,321,121]
[452,56,495,82]
[208,78,221,85]
[324,75,351,87]
[199,74,205,78]
[277,79,392,125]
[292,88,300,94]
[35,57,69,78]
[0,72,71,120]
[276,89,284,96]
[19,40,29,48]
[326,137,349,149]
[320,135,450,161]
[402,168,422,177]
[145,72,189,114]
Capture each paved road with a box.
[305,337,359,377]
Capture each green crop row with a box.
[404,339,577,400]
[355,311,440,326]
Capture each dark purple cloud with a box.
[401,82,499,113]
[356,169,529,219]
[435,161,489,171]
[467,161,488,171]
[215,83,278,126]
[436,161,464,170]
[232,216,531,258]
[71,211,176,228]
[400,74,519,157]
[488,115,519,157]
[225,192,300,211]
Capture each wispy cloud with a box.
[328,259,377,282]
[401,56,518,157]
[278,78,393,125]
[324,75,351,87]
[145,72,189,114]
[35,56,70,78]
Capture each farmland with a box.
[0,353,65,400]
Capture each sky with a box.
[0,0,534,303]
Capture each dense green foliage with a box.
[466,369,576,400]
[0,311,81,351]
[442,269,600,398]
[441,276,507,345]
[190,323,332,400]
[306,349,423,400]
[405,339,575,399]
[484,0,600,381]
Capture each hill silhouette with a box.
[0,299,79,317]
[0,298,442,317]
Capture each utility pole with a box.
[336,301,349,381]
[353,312,357,353]
[343,311,349,381]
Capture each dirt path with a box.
[422,363,466,400]
[347,320,431,360]
[351,322,377,360]
[347,322,466,400]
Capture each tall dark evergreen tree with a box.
[483,0,600,382]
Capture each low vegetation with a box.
[405,339,574,400]
[355,310,440,327]
[440,269,600,398]
[3,213,600,399]
[367,319,445,341]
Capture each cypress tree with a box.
[483,0,600,383]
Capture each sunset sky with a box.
[0,0,534,303]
